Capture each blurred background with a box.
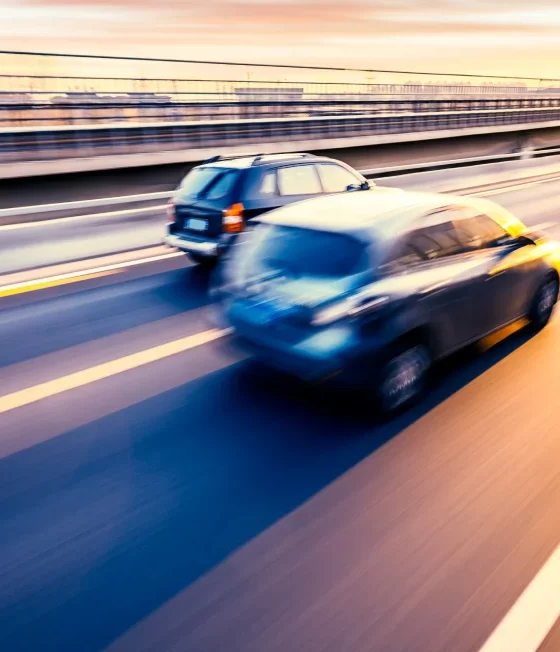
[2,2,560,652]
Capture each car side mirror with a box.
[515,234,537,247]
[346,180,373,192]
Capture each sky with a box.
[0,0,559,79]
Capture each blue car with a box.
[218,189,560,415]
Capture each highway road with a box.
[2,155,560,276]
[1,177,560,651]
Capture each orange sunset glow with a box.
[0,0,559,78]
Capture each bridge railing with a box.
[3,49,560,128]
[1,107,560,164]
[2,95,560,128]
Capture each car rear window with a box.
[205,170,238,200]
[246,225,368,279]
[176,166,238,201]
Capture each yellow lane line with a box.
[0,327,231,415]
[0,269,121,298]
[0,251,183,298]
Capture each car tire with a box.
[528,275,558,332]
[375,342,431,417]
[188,253,217,268]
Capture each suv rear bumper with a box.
[163,233,219,257]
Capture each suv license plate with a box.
[186,218,208,231]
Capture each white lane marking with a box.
[0,190,172,219]
[473,175,560,197]
[478,543,560,652]
[0,327,232,414]
[3,169,560,230]
[0,251,183,294]
[0,204,167,231]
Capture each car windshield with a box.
[244,224,368,279]
[175,167,234,201]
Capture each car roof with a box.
[257,189,504,239]
[197,153,346,170]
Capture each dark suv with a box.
[163,153,372,265]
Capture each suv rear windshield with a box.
[246,225,368,279]
[175,166,238,201]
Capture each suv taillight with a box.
[223,203,245,233]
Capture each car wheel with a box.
[376,343,431,416]
[188,253,217,268]
[528,276,558,331]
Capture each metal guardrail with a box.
[359,148,560,176]
[0,191,172,219]
[1,107,560,164]
[3,96,560,128]
[3,147,560,222]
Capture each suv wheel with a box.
[376,343,431,416]
[528,276,558,331]
[188,253,217,268]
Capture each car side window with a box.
[380,243,424,274]
[258,170,277,196]
[407,221,464,260]
[380,220,463,273]
[317,164,362,193]
[277,165,322,196]
[454,212,513,250]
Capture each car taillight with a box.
[223,203,245,233]
[166,198,176,224]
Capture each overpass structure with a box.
[1,50,560,178]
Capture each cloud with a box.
[1,0,559,77]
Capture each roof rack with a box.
[202,152,316,166]
[202,153,265,164]
[251,152,316,166]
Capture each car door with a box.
[242,164,324,222]
[316,163,366,194]
[240,168,283,223]
[396,214,485,353]
[275,163,324,206]
[453,207,541,332]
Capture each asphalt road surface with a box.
[1,179,560,651]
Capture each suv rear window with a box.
[247,225,368,279]
[176,166,238,201]
[205,170,238,200]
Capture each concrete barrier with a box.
[2,150,560,226]
[1,111,560,179]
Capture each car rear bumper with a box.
[234,333,343,383]
[229,311,359,383]
[163,233,219,257]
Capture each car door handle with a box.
[422,281,449,294]
[486,269,508,279]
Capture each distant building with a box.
[234,87,304,102]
